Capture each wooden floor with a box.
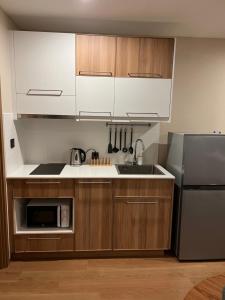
[0,257,225,300]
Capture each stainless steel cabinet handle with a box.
[79,111,112,116]
[79,71,112,77]
[27,237,61,240]
[126,112,159,117]
[128,73,162,78]
[27,89,63,96]
[25,181,61,185]
[114,195,169,199]
[79,181,111,184]
[126,201,158,204]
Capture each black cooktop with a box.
[30,163,66,175]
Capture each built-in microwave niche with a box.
[14,198,74,234]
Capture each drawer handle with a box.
[25,181,61,185]
[27,237,61,240]
[114,196,170,199]
[128,73,162,78]
[79,71,112,77]
[79,181,111,184]
[27,89,63,96]
[126,201,158,204]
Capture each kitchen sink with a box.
[116,164,164,175]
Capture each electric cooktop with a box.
[30,163,66,175]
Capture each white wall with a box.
[159,38,225,164]
[0,7,23,175]
[15,119,160,165]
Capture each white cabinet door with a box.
[114,78,172,119]
[16,95,75,116]
[76,76,114,119]
[14,31,75,95]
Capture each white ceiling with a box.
[0,0,225,37]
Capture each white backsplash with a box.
[3,113,23,176]
[14,118,160,165]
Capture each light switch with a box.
[10,138,15,149]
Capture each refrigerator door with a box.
[178,189,225,260]
[183,135,225,185]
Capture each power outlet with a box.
[10,138,15,149]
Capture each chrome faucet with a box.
[133,139,145,165]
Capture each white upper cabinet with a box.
[114,78,172,119]
[76,76,114,119]
[13,31,76,115]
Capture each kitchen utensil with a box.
[113,128,119,153]
[70,148,86,166]
[122,128,128,153]
[119,128,122,151]
[108,127,113,153]
[129,127,134,154]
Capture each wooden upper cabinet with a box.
[116,37,174,78]
[76,34,116,76]
[139,38,174,79]
[115,37,140,78]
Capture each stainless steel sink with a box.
[116,164,164,175]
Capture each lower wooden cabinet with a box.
[113,179,174,250]
[8,178,174,257]
[14,234,74,253]
[75,180,113,251]
[113,197,173,250]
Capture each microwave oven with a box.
[26,199,71,228]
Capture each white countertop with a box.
[7,164,175,180]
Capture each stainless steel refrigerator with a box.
[167,133,225,260]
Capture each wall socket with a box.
[10,138,15,149]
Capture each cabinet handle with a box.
[27,237,61,240]
[128,73,162,78]
[126,112,159,118]
[114,195,170,199]
[78,111,112,121]
[27,89,63,96]
[126,201,158,204]
[79,181,111,184]
[79,71,112,77]
[25,181,61,185]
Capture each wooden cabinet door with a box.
[76,35,116,76]
[139,38,174,79]
[113,179,174,250]
[113,197,173,250]
[115,37,140,77]
[115,36,174,79]
[75,180,113,251]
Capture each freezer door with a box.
[183,135,225,185]
[179,189,225,260]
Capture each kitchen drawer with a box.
[113,179,174,197]
[14,234,74,253]
[12,179,74,198]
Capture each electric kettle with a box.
[70,148,86,166]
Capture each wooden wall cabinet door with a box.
[76,34,116,76]
[138,38,174,79]
[75,180,113,251]
[116,36,174,79]
[14,31,76,115]
[115,37,140,78]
